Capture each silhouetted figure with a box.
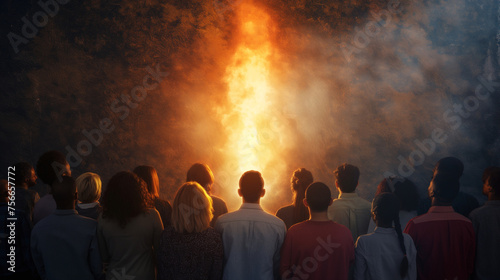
[469,166,500,280]
[418,157,479,217]
[187,163,228,227]
[0,179,36,280]
[404,172,475,280]
[275,168,313,229]
[75,172,102,220]
[215,171,286,280]
[157,182,223,280]
[134,165,173,226]
[33,151,71,224]
[12,162,40,226]
[280,182,354,280]
[97,171,163,280]
[31,176,102,280]
[327,163,371,241]
[355,193,417,280]
[368,177,419,232]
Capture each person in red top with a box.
[404,172,475,280]
[280,182,354,280]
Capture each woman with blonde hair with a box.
[75,172,102,220]
[157,182,223,280]
[134,165,173,226]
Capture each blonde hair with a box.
[76,172,102,203]
[172,182,213,233]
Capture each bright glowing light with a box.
[216,2,287,210]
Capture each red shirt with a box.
[280,220,354,280]
[404,206,476,280]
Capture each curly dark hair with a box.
[102,171,153,228]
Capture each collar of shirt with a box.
[373,227,396,234]
[77,202,99,209]
[54,209,79,215]
[338,192,360,199]
[428,206,454,213]
[239,203,263,211]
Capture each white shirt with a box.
[354,227,417,280]
[215,203,286,280]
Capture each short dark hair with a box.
[13,162,34,185]
[334,163,360,193]
[376,177,419,212]
[371,192,400,224]
[484,167,500,194]
[186,163,214,191]
[36,150,68,185]
[52,176,76,209]
[239,171,264,203]
[305,182,331,212]
[429,172,459,203]
[433,157,464,178]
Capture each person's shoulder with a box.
[469,203,491,219]
[211,195,226,204]
[276,204,293,215]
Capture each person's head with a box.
[36,150,71,186]
[0,180,9,203]
[376,177,419,212]
[371,192,409,278]
[482,166,500,199]
[334,163,360,193]
[172,182,213,233]
[134,165,160,198]
[304,182,332,213]
[186,163,214,194]
[13,162,37,188]
[428,172,460,205]
[238,170,265,203]
[102,171,153,228]
[291,168,313,200]
[52,176,77,210]
[371,192,400,225]
[75,172,102,204]
[432,157,464,178]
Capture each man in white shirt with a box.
[215,170,286,280]
[327,163,371,240]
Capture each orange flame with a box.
[216,2,288,210]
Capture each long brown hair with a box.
[133,165,160,198]
[102,171,153,228]
[291,168,313,223]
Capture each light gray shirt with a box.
[354,227,417,280]
[469,200,500,280]
[215,203,286,280]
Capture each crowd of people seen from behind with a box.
[1,150,499,280]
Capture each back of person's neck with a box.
[376,221,393,228]
[431,198,453,207]
[309,211,330,221]
[242,199,260,205]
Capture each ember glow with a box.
[215,2,289,210]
